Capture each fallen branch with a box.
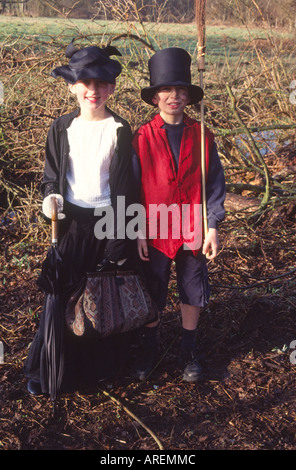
[107,33,155,51]
[99,388,164,450]
[226,84,271,206]
[212,267,296,290]
[213,123,296,137]
[226,182,285,195]
[224,192,260,212]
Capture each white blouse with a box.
[66,116,122,208]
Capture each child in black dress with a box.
[25,40,134,395]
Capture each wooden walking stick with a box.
[51,197,58,247]
[196,0,208,237]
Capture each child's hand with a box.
[137,238,150,261]
[202,228,220,260]
[42,194,65,220]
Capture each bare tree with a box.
[0,0,29,14]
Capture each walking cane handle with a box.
[51,197,58,246]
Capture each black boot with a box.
[179,349,204,382]
[179,327,203,382]
[131,326,158,381]
[27,379,43,396]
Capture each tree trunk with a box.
[224,193,260,213]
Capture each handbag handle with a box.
[51,197,58,247]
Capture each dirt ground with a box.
[0,196,296,453]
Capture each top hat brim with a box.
[141,82,204,106]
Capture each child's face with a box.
[152,86,190,123]
[69,78,115,118]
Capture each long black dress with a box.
[24,109,136,393]
[24,203,135,393]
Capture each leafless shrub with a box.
[0,11,295,229]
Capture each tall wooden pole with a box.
[196,0,208,237]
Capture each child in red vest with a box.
[132,47,226,382]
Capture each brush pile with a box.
[0,29,295,450]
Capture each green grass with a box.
[0,15,293,67]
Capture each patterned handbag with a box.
[65,270,158,338]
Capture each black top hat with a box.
[141,47,203,106]
[51,40,122,85]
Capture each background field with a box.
[0,15,294,64]
[0,14,296,452]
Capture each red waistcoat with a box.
[132,113,214,259]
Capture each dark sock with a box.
[181,327,197,352]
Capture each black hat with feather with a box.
[51,39,122,84]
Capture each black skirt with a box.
[24,202,133,392]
